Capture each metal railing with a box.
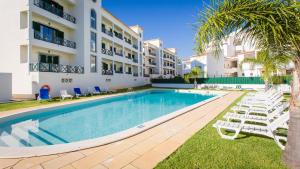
[114,51,123,57]
[133,58,138,63]
[114,32,123,40]
[115,70,123,74]
[34,31,76,49]
[149,62,156,66]
[149,52,157,56]
[124,38,132,44]
[133,44,138,50]
[102,27,113,37]
[126,71,132,74]
[33,0,76,24]
[143,74,150,77]
[102,48,113,56]
[133,73,139,77]
[30,63,84,74]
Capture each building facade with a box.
[0,0,185,99]
[143,39,181,79]
[183,33,268,77]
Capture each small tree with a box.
[240,50,291,90]
[184,67,203,83]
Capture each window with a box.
[90,55,97,72]
[91,9,97,29]
[33,21,64,44]
[39,54,59,64]
[90,32,97,52]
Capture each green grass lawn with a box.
[155,92,288,169]
[0,85,151,112]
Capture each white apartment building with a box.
[183,32,268,77]
[143,39,181,79]
[0,0,151,99]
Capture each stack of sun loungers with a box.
[213,88,289,150]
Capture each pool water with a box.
[0,90,214,147]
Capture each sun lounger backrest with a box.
[39,89,50,100]
[74,88,82,95]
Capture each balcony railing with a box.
[102,69,113,75]
[149,62,156,66]
[133,58,138,63]
[143,74,150,77]
[124,38,132,44]
[102,27,113,37]
[114,31,123,40]
[34,31,76,49]
[149,52,156,56]
[133,44,138,50]
[33,0,76,24]
[133,73,138,77]
[102,48,113,56]
[126,71,132,75]
[125,55,132,59]
[115,70,123,74]
[30,63,84,74]
[114,51,123,57]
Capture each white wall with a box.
[0,73,12,102]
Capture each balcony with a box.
[149,52,156,56]
[34,30,76,49]
[102,48,113,56]
[33,0,76,24]
[149,62,156,66]
[133,58,138,63]
[114,51,123,57]
[115,70,123,74]
[143,74,150,77]
[102,69,113,75]
[125,38,132,45]
[114,31,123,40]
[102,27,113,37]
[133,44,138,50]
[30,63,84,74]
[125,55,132,60]
[126,71,132,75]
[133,73,138,77]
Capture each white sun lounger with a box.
[60,90,73,100]
[213,111,289,150]
[87,87,101,95]
[233,94,284,112]
[224,102,289,126]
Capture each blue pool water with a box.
[0,90,214,147]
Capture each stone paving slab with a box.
[0,91,243,169]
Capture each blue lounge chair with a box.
[74,88,84,98]
[94,86,103,94]
[38,88,50,100]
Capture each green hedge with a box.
[151,76,291,85]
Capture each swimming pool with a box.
[0,89,221,157]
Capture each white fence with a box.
[152,83,291,93]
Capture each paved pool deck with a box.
[0,91,243,169]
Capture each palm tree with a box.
[184,67,203,83]
[240,50,291,90]
[195,0,300,168]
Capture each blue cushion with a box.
[74,88,82,95]
[39,89,50,100]
[95,86,101,92]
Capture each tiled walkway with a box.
[0,91,243,169]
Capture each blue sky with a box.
[102,0,208,59]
